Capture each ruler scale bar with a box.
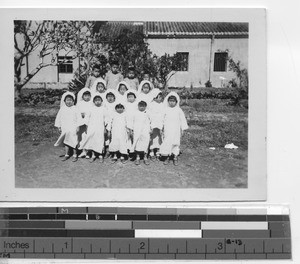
[0,207,291,260]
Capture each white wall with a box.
[21,47,78,88]
[211,38,248,87]
[147,37,248,88]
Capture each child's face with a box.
[142,83,150,94]
[93,68,100,77]
[111,64,119,74]
[118,84,127,95]
[154,94,163,103]
[127,94,136,103]
[127,71,135,79]
[168,98,177,108]
[116,107,124,114]
[96,83,106,93]
[83,92,91,102]
[106,94,115,103]
[94,97,102,107]
[143,74,150,81]
[65,97,74,107]
[138,105,146,112]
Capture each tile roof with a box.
[145,22,248,36]
[100,21,248,38]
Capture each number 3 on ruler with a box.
[217,242,223,250]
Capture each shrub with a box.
[16,89,67,106]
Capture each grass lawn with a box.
[15,99,248,188]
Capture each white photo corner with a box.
[0,8,266,201]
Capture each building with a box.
[21,21,248,89]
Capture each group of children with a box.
[54,62,188,166]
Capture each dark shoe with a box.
[135,159,141,165]
[111,157,117,164]
[144,159,150,165]
[72,156,78,162]
[61,155,70,161]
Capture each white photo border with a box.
[0,8,266,201]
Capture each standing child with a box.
[148,89,165,160]
[142,71,154,89]
[105,61,124,90]
[107,102,129,164]
[85,65,101,88]
[128,100,151,165]
[91,78,107,94]
[116,81,129,103]
[103,90,118,158]
[160,92,188,166]
[54,92,81,162]
[79,93,106,163]
[124,90,138,154]
[124,67,139,91]
[76,88,92,158]
[137,80,154,106]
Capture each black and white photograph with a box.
[14,19,249,188]
[1,8,266,201]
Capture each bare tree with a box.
[14,20,108,99]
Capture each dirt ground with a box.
[15,102,248,188]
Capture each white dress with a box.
[79,105,106,154]
[160,106,188,156]
[129,110,151,153]
[54,106,80,149]
[107,112,128,155]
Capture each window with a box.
[176,52,189,71]
[214,52,228,72]
[58,56,73,74]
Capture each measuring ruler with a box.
[0,206,291,260]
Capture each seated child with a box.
[79,93,106,163]
[106,102,129,164]
[128,100,151,165]
[105,60,124,90]
[103,90,118,158]
[137,80,153,106]
[116,81,129,102]
[85,65,101,88]
[76,88,92,158]
[148,88,165,160]
[124,90,138,154]
[160,92,188,166]
[91,78,107,94]
[54,92,81,162]
[124,66,139,90]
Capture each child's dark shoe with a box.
[111,157,117,164]
[61,155,70,161]
[72,156,78,162]
[78,152,86,158]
